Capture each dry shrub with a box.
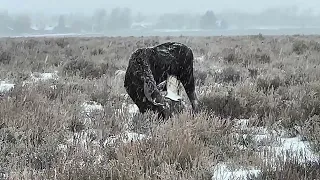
[10,112,232,180]
[194,69,208,85]
[303,115,320,152]
[300,82,320,119]
[308,40,320,52]
[221,47,271,65]
[105,112,230,180]
[62,58,112,79]
[0,50,12,65]
[22,39,40,50]
[221,47,237,63]
[256,69,285,93]
[88,76,125,106]
[55,38,69,48]
[253,49,271,64]
[200,89,243,119]
[216,66,241,83]
[90,87,112,106]
[283,67,309,86]
[248,68,259,79]
[255,161,320,180]
[1,85,74,130]
[291,39,320,54]
[90,47,105,56]
[0,80,125,178]
[0,88,71,174]
[292,40,308,55]
[234,82,289,124]
[235,83,267,119]
[254,33,265,41]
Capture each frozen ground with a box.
[77,97,319,180]
[1,56,319,179]
[211,118,319,180]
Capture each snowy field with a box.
[1,35,320,179]
[1,65,318,180]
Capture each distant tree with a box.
[200,10,217,29]
[134,12,146,23]
[0,10,12,34]
[71,19,92,32]
[155,13,201,29]
[57,15,66,28]
[121,8,132,29]
[12,14,32,33]
[107,7,132,30]
[92,8,107,32]
[0,10,10,27]
[53,15,69,33]
[156,13,187,29]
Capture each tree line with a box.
[0,8,226,35]
[1,6,318,36]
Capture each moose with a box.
[124,42,199,119]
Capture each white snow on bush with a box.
[60,129,102,152]
[22,71,60,86]
[262,136,319,165]
[80,101,104,125]
[195,55,205,62]
[211,118,319,180]
[104,130,147,146]
[127,103,139,116]
[81,101,103,114]
[30,71,59,82]
[0,81,15,93]
[212,163,261,180]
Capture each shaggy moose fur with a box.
[124,42,199,119]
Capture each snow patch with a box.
[128,103,139,116]
[211,118,319,179]
[61,129,102,151]
[0,81,15,93]
[212,163,261,180]
[104,131,147,146]
[235,119,319,164]
[262,136,319,165]
[22,71,59,86]
[195,55,205,62]
[30,71,59,82]
[81,101,103,114]
[81,101,104,124]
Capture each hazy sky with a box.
[0,0,319,15]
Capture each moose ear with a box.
[157,80,167,91]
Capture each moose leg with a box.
[178,50,199,113]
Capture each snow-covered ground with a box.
[212,163,261,180]
[1,71,59,94]
[0,81,15,93]
[30,71,59,82]
[1,56,319,179]
[211,118,319,180]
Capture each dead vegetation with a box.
[0,35,320,179]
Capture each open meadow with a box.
[0,35,320,179]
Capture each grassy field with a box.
[0,35,320,179]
